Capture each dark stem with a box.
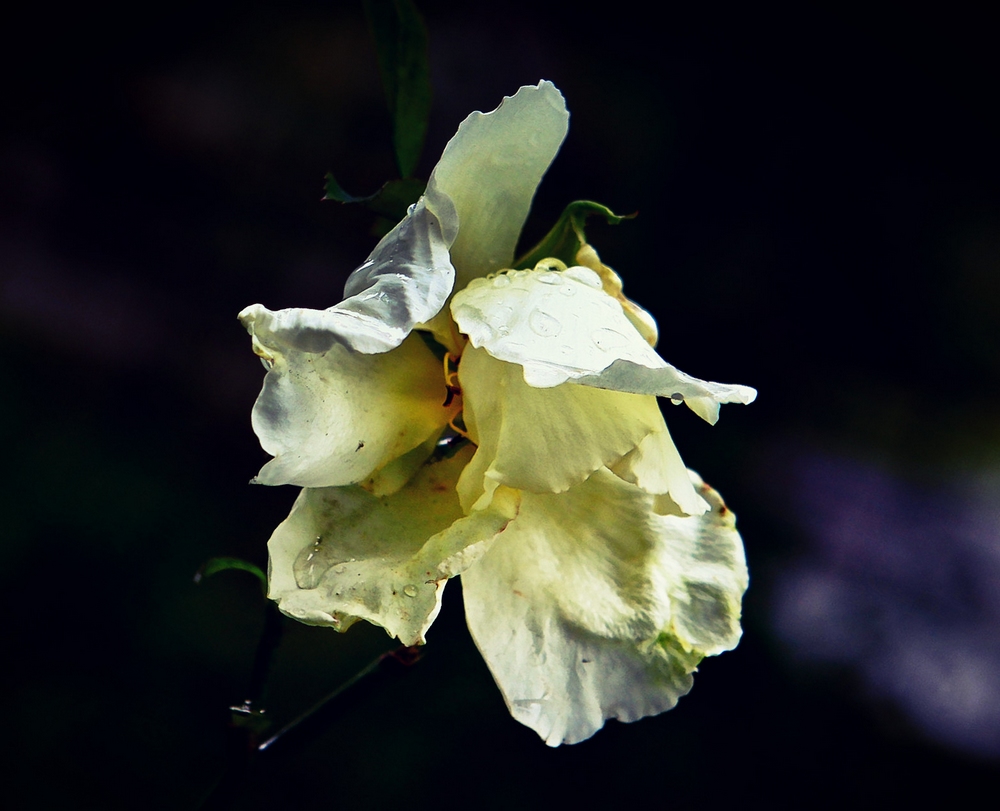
[198,643,423,808]
[257,645,423,752]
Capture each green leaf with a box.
[364,0,432,178]
[323,170,373,204]
[195,556,267,594]
[367,177,426,219]
[514,200,636,270]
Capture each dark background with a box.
[3,1,999,807]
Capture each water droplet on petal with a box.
[670,392,685,405]
[536,272,562,285]
[492,274,512,288]
[591,327,631,351]
[403,584,418,597]
[529,310,562,337]
[293,536,347,590]
[564,266,603,289]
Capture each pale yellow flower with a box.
[239,82,755,745]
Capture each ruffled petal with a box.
[456,345,663,511]
[461,467,747,746]
[267,445,518,646]
[337,192,459,351]
[425,81,569,287]
[242,193,458,359]
[451,265,756,424]
[238,324,458,487]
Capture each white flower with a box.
[239,82,755,745]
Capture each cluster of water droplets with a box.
[292,534,423,602]
[454,261,644,376]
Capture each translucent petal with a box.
[426,81,569,287]
[238,323,458,488]
[462,467,747,746]
[451,266,756,424]
[267,446,518,646]
[456,345,663,511]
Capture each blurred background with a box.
[3,1,998,806]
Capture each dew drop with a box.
[529,310,562,337]
[533,258,567,273]
[591,327,630,351]
[564,266,603,289]
[293,537,336,589]
[403,584,418,597]
[535,272,562,285]
[558,284,576,296]
[670,393,685,405]
[492,274,512,288]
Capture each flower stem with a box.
[257,645,423,752]
[199,643,423,808]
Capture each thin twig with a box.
[257,645,423,753]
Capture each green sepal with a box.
[368,177,426,219]
[364,0,432,178]
[323,174,426,223]
[322,171,373,204]
[195,556,267,595]
[514,200,636,269]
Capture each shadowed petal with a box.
[462,468,747,745]
[339,192,459,351]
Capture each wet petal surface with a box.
[268,446,517,646]
[451,265,756,423]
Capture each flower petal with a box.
[339,192,459,351]
[461,467,747,746]
[425,81,569,288]
[267,445,518,646]
[238,324,458,487]
[451,265,756,424]
[610,424,709,516]
[456,345,663,511]
[242,194,457,358]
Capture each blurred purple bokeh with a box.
[774,453,1000,757]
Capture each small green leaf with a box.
[323,174,425,228]
[514,200,636,269]
[368,177,426,219]
[195,556,267,594]
[323,171,372,204]
[364,0,432,178]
